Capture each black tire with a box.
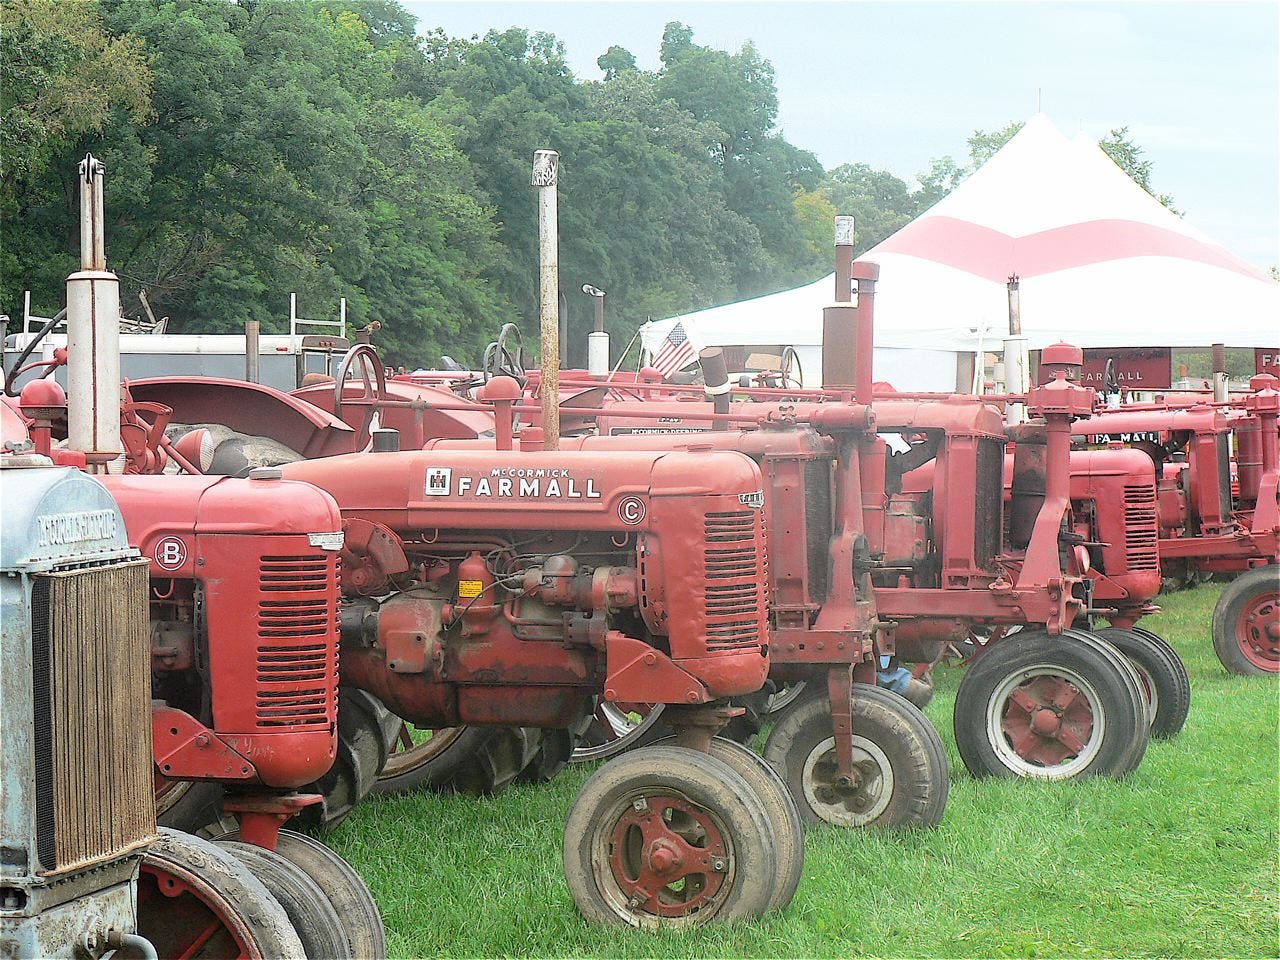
[1096,626,1191,738]
[765,681,808,716]
[296,687,401,830]
[136,828,305,960]
[214,829,387,959]
[375,723,540,796]
[764,684,948,828]
[953,628,1149,780]
[518,710,596,785]
[217,840,349,960]
[1211,565,1280,676]
[654,736,804,912]
[563,744,781,927]
[156,779,237,838]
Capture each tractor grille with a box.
[31,559,155,875]
[1123,484,1160,572]
[255,555,338,727]
[974,439,1005,567]
[703,510,767,649]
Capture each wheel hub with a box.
[1237,592,1280,669]
[997,674,1096,771]
[607,794,728,918]
[1030,707,1062,736]
[801,736,893,826]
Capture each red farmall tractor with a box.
[1072,376,1280,674]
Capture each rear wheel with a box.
[1096,625,1191,738]
[374,722,540,796]
[563,744,781,927]
[1212,565,1280,675]
[571,692,769,764]
[763,684,948,828]
[216,841,348,960]
[135,828,305,960]
[213,829,387,959]
[295,687,401,831]
[954,629,1148,780]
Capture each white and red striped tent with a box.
[639,114,1278,389]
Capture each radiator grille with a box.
[974,439,1005,567]
[703,511,766,649]
[31,559,155,875]
[255,555,338,727]
[1123,484,1160,572]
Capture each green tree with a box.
[820,163,915,252]
[1099,126,1178,211]
[596,45,636,80]
[0,0,152,318]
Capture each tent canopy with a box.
[640,114,1278,370]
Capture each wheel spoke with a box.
[174,922,221,960]
[1007,686,1040,715]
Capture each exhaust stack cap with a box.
[835,215,855,248]
[1041,342,1084,381]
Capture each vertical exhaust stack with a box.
[1004,275,1029,425]
[1212,342,1228,402]
[700,347,731,429]
[583,284,608,377]
[850,261,879,406]
[67,155,123,473]
[533,149,560,449]
[823,215,858,391]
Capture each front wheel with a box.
[135,829,305,960]
[1096,626,1191,738]
[563,744,782,927]
[1211,565,1280,675]
[763,684,949,828]
[954,629,1149,780]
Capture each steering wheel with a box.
[333,343,388,446]
[482,323,526,385]
[1103,357,1120,394]
[4,307,68,397]
[779,346,804,390]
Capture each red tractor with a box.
[1073,377,1280,674]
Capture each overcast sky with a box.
[404,1,1279,269]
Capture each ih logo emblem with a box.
[154,536,188,571]
[424,467,452,496]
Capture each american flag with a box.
[650,322,697,379]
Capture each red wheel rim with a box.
[1001,676,1097,767]
[1235,589,1280,671]
[137,857,258,959]
[606,793,729,919]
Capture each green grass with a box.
[327,585,1279,958]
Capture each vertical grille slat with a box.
[255,554,338,728]
[703,510,767,650]
[1123,484,1160,572]
[32,559,155,875]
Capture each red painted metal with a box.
[277,445,772,730]
[606,794,728,918]
[999,676,1095,767]
[1256,349,1280,378]
[101,473,344,790]
[1235,589,1280,670]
